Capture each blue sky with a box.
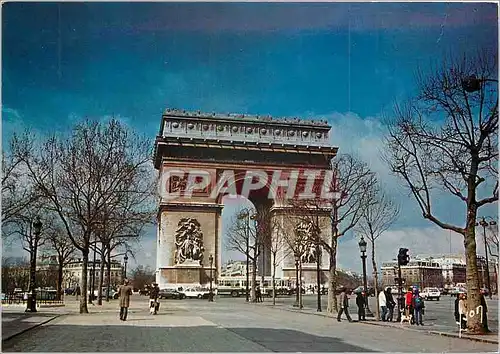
[2,2,498,272]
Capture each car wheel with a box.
[231,290,239,297]
[197,294,202,299]
[437,297,440,301]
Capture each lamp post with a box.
[26,216,42,313]
[208,254,214,302]
[358,236,374,317]
[476,217,497,299]
[123,254,128,280]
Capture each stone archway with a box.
[153,109,337,289]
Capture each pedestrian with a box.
[458,293,467,330]
[385,287,396,322]
[412,289,425,326]
[356,291,366,321]
[75,285,81,301]
[337,287,352,322]
[405,287,414,324]
[378,289,387,321]
[480,291,489,332]
[118,279,133,321]
[256,286,262,302]
[149,282,160,315]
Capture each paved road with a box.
[254,294,498,333]
[2,296,497,352]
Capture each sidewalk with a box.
[1,312,61,342]
[249,301,499,344]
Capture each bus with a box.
[217,276,293,297]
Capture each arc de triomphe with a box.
[154,109,338,289]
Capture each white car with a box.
[421,287,441,301]
[181,287,211,299]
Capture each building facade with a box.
[381,259,443,288]
[381,254,498,292]
[63,259,124,289]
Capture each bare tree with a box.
[2,134,38,226]
[355,186,400,320]
[11,119,154,314]
[226,207,261,302]
[384,51,498,334]
[44,220,76,300]
[325,154,377,314]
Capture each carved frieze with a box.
[174,218,205,265]
[162,109,331,147]
[295,221,318,264]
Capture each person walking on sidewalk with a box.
[412,289,425,326]
[149,282,160,315]
[385,287,396,322]
[378,289,387,321]
[118,279,133,321]
[337,287,352,322]
[356,291,366,321]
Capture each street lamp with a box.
[123,254,128,279]
[26,216,42,313]
[358,235,374,317]
[208,254,214,302]
[476,217,497,299]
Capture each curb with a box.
[250,303,499,345]
[2,315,61,342]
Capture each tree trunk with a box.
[465,218,485,333]
[106,246,111,302]
[97,255,105,305]
[251,257,257,302]
[80,250,89,314]
[272,251,276,306]
[327,238,339,314]
[57,256,64,301]
[299,259,303,309]
[370,238,380,321]
[294,259,299,306]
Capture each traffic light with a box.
[397,248,410,266]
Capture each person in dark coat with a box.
[149,283,160,315]
[118,279,133,321]
[337,287,353,322]
[480,292,489,332]
[454,295,460,324]
[356,291,366,321]
[385,287,396,322]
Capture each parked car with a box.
[181,287,211,299]
[159,289,186,300]
[450,287,467,297]
[421,287,441,301]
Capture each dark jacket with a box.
[150,286,159,300]
[339,291,349,308]
[412,295,425,309]
[454,297,460,322]
[385,290,396,309]
[356,293,365,308]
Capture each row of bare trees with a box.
[2,119,156,313]
[225,153,400,317]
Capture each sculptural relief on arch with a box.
[153,109,338,290]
